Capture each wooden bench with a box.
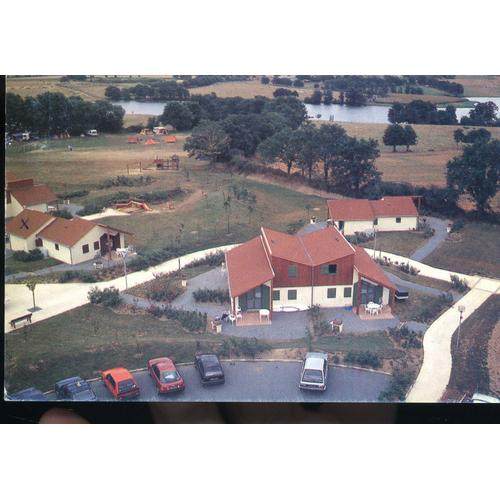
[10,313,33,329]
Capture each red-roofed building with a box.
[225,226,395,321]
[327,196,419,235]
[5,175,57,218]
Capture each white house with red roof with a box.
[327,196,419,235]
[225,225,396,322]
[5,173,57,219]
[6,208,132,265]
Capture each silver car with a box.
[299,352,328,391]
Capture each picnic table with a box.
[329,318,343,334]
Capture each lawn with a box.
[445,76,500,97]
[423,222,500,279]
[383,265,453,293]
[4,303,229,392]
[5,256,61,276]
[394,291,451,324]
[360,230,428,258]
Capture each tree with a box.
[447,139,500,212]
[258,127,301,175]
[460,101,499,126]
[305,90,323,105]
[334,137,380,196]
[317,123,348,181]
[160,102,194,130]
[296,123,321,181]
[402,125,418,152]
[383,124,406,152]
[26,281,38,311]
[6,93,26,133]
[345,88,367,106]
[261,76,270,84]
[262,97,307,129]
[453,128,466,147]
[104,85,122,100]
[273,88,298,98]
[184,121,231,166]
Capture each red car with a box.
[147,357,185,394]
[101,367,140,400]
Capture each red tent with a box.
[164,135,177,143]
[145,138,158,145]
[128,136,139,144]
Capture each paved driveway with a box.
[57,361,391,403]
[410,216,450,262]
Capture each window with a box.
[344,287,352,298]
[320,263,337,275]
[55,243,59,251]
[82,244,89,254]
[288,265,298,277]
[327,288,336,299]
[93,241,100,250]
[288,289,297,300]
[374,218,378,226]
[35,238,43,247]
[396,217,401,223]
[338,221,344,230]
[272,290,280,301]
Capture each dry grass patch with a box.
[446,76,500,97]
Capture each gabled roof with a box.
[225,236,275,298]
[37,217,98,247]
[10,184,57,207]
[353,246,396,290]
[261,225,354,266]
[327,196,418,221]
[300,225,354,265]
[6,208,54,238]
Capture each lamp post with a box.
[456,304,466,350]
[117,246,134,290]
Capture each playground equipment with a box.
[126,161,142,174]
[139,128,153,135]
[152,154,180,170]
[112,198,152,213]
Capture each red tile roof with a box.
[10,184,57,207]
[6,208,54,238]
[5,172,18,183]
[353,246,396,290]
[327,196,418,221]
[225,236,275,298]
[300,225,355,265]
[37,217,98,247]
[261,226,354,266]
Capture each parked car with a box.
[86,129,98,136]
[471,392,500,403]
[299,352,329,391]
[101,367,140,400]
[194,353,225,385]
[9,387,48,401]
[55,376,97,401]
[148,357,185,394]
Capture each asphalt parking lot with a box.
[71,361,391,403]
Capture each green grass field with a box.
[5,256,61,276]
[360,231,429,258]
[423,222,500,278]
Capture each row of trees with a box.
[104,80,190,102]
[388,100,458,125]
[6,92,125,135]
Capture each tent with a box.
[145,138,158,145]
[164,135,177,143]
[128,136,139,144]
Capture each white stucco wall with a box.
[70,226,107,264]
[44,240,73,264]
[376,216,417,231]
[272,285,354,309]
[9,234,30,252]
[335,219,373,236]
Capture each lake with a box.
[114,97,499,124]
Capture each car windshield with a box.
[162,370,180,383]
[302,369,323,383]
[118,380,137,393]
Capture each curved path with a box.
[410,216,450,262]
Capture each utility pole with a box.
[456,304,466,350]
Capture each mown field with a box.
[423,222,500,278]
[444,75,500,97]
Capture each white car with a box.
[471,392,500,403]
[86,129,98,136]
[299,352,328,391]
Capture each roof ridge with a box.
[297,233,314,266]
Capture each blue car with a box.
[55,376,97,401]
[9,387,48,401]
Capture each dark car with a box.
[194,353,225,385]
[55,376,97,401]
[9,387,48,401]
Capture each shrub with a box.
[414,293,453,323]
[388,325,423,349]
[57,189,89,199]
[12,249,44,262]
[95,175,155,190]
[345,232,373,245]
[160,306,208,333]
[185,250,225,269]
[58,270,97,283]
[450,275,469,293]
[50,209,73,219]
[145,274,183,302]
[87,286,122,307]
[450,219,465,233]
[193,288,230,304]
[397,262,419,275]
[344,351,382,369]
[379,369,416,401]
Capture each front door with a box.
[246,286,263,310]
[360,280,383,304]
